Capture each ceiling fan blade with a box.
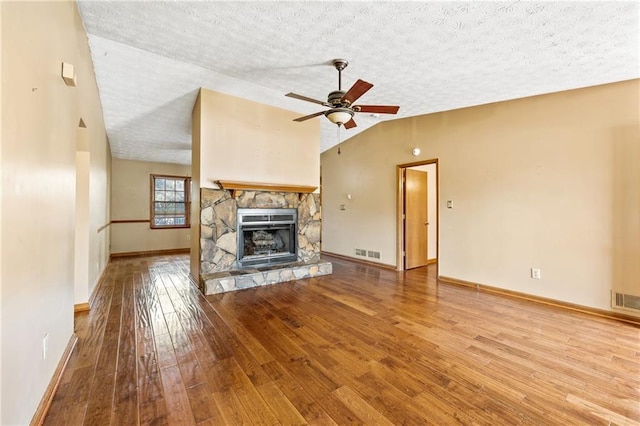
[353,105,400,114]
[343,118,357,129]
[286,92,330,107]
[341,79,373,105]
[293,111,326,122]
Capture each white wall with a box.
[111,158,191,254]
[1,1,111,423]
[322,80,640,315]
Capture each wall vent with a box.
[367,250,381,259]
[612,292,640,312]
[355,248,367,256]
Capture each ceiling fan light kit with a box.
[286,58,400,129]
[325,108,353,125]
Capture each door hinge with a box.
[402,251,406,257]
[402,214,406,220]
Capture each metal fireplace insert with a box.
[236,208,297,268]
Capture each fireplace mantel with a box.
[216,180,317,199]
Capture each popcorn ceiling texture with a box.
[77,1,639,164]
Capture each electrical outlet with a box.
[531,268,541,280]
[186,233,190,241]
[42,334,49,360]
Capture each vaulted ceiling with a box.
[77,1,639,165]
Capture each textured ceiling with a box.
[77,1,639,165]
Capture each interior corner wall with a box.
[110,158,191,254]
[321,79,640,315]
[190,92,202,280]
[1,1,111,423]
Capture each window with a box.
[151,175,190,228]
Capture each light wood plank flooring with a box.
[44,254,640,425]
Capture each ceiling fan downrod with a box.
[332,59,348,91]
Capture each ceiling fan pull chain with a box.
[337,126,341,155]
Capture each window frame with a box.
[150,174,191,229]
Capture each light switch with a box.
[447,200,453,209]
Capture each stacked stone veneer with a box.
[201,261,333,294]
[199,188,331,294]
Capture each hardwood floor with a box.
[44,254,640,425]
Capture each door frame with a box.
[396,158,439,273]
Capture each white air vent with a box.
[367,250,381,259]
[612,292,640,312]
[355,248,366,256]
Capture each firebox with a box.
[236,208,297,268]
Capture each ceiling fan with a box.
[286,59,399,129]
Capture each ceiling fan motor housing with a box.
[328,90,347,106]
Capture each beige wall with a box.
[75,121,110,305]
[111,158,191,254]
[1,1,111,423]
[322,79,640,315]
[190,94,202,279]
[196,88,320,188]
[88,129,111,300]
[0,4,4,421]
[190,89,320,279]
[75,150,90,303]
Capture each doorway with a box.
[75,120,90,311]
[396,159,439,271]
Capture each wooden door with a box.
[404,169,428,269]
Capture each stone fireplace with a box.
[198,187,331,294]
